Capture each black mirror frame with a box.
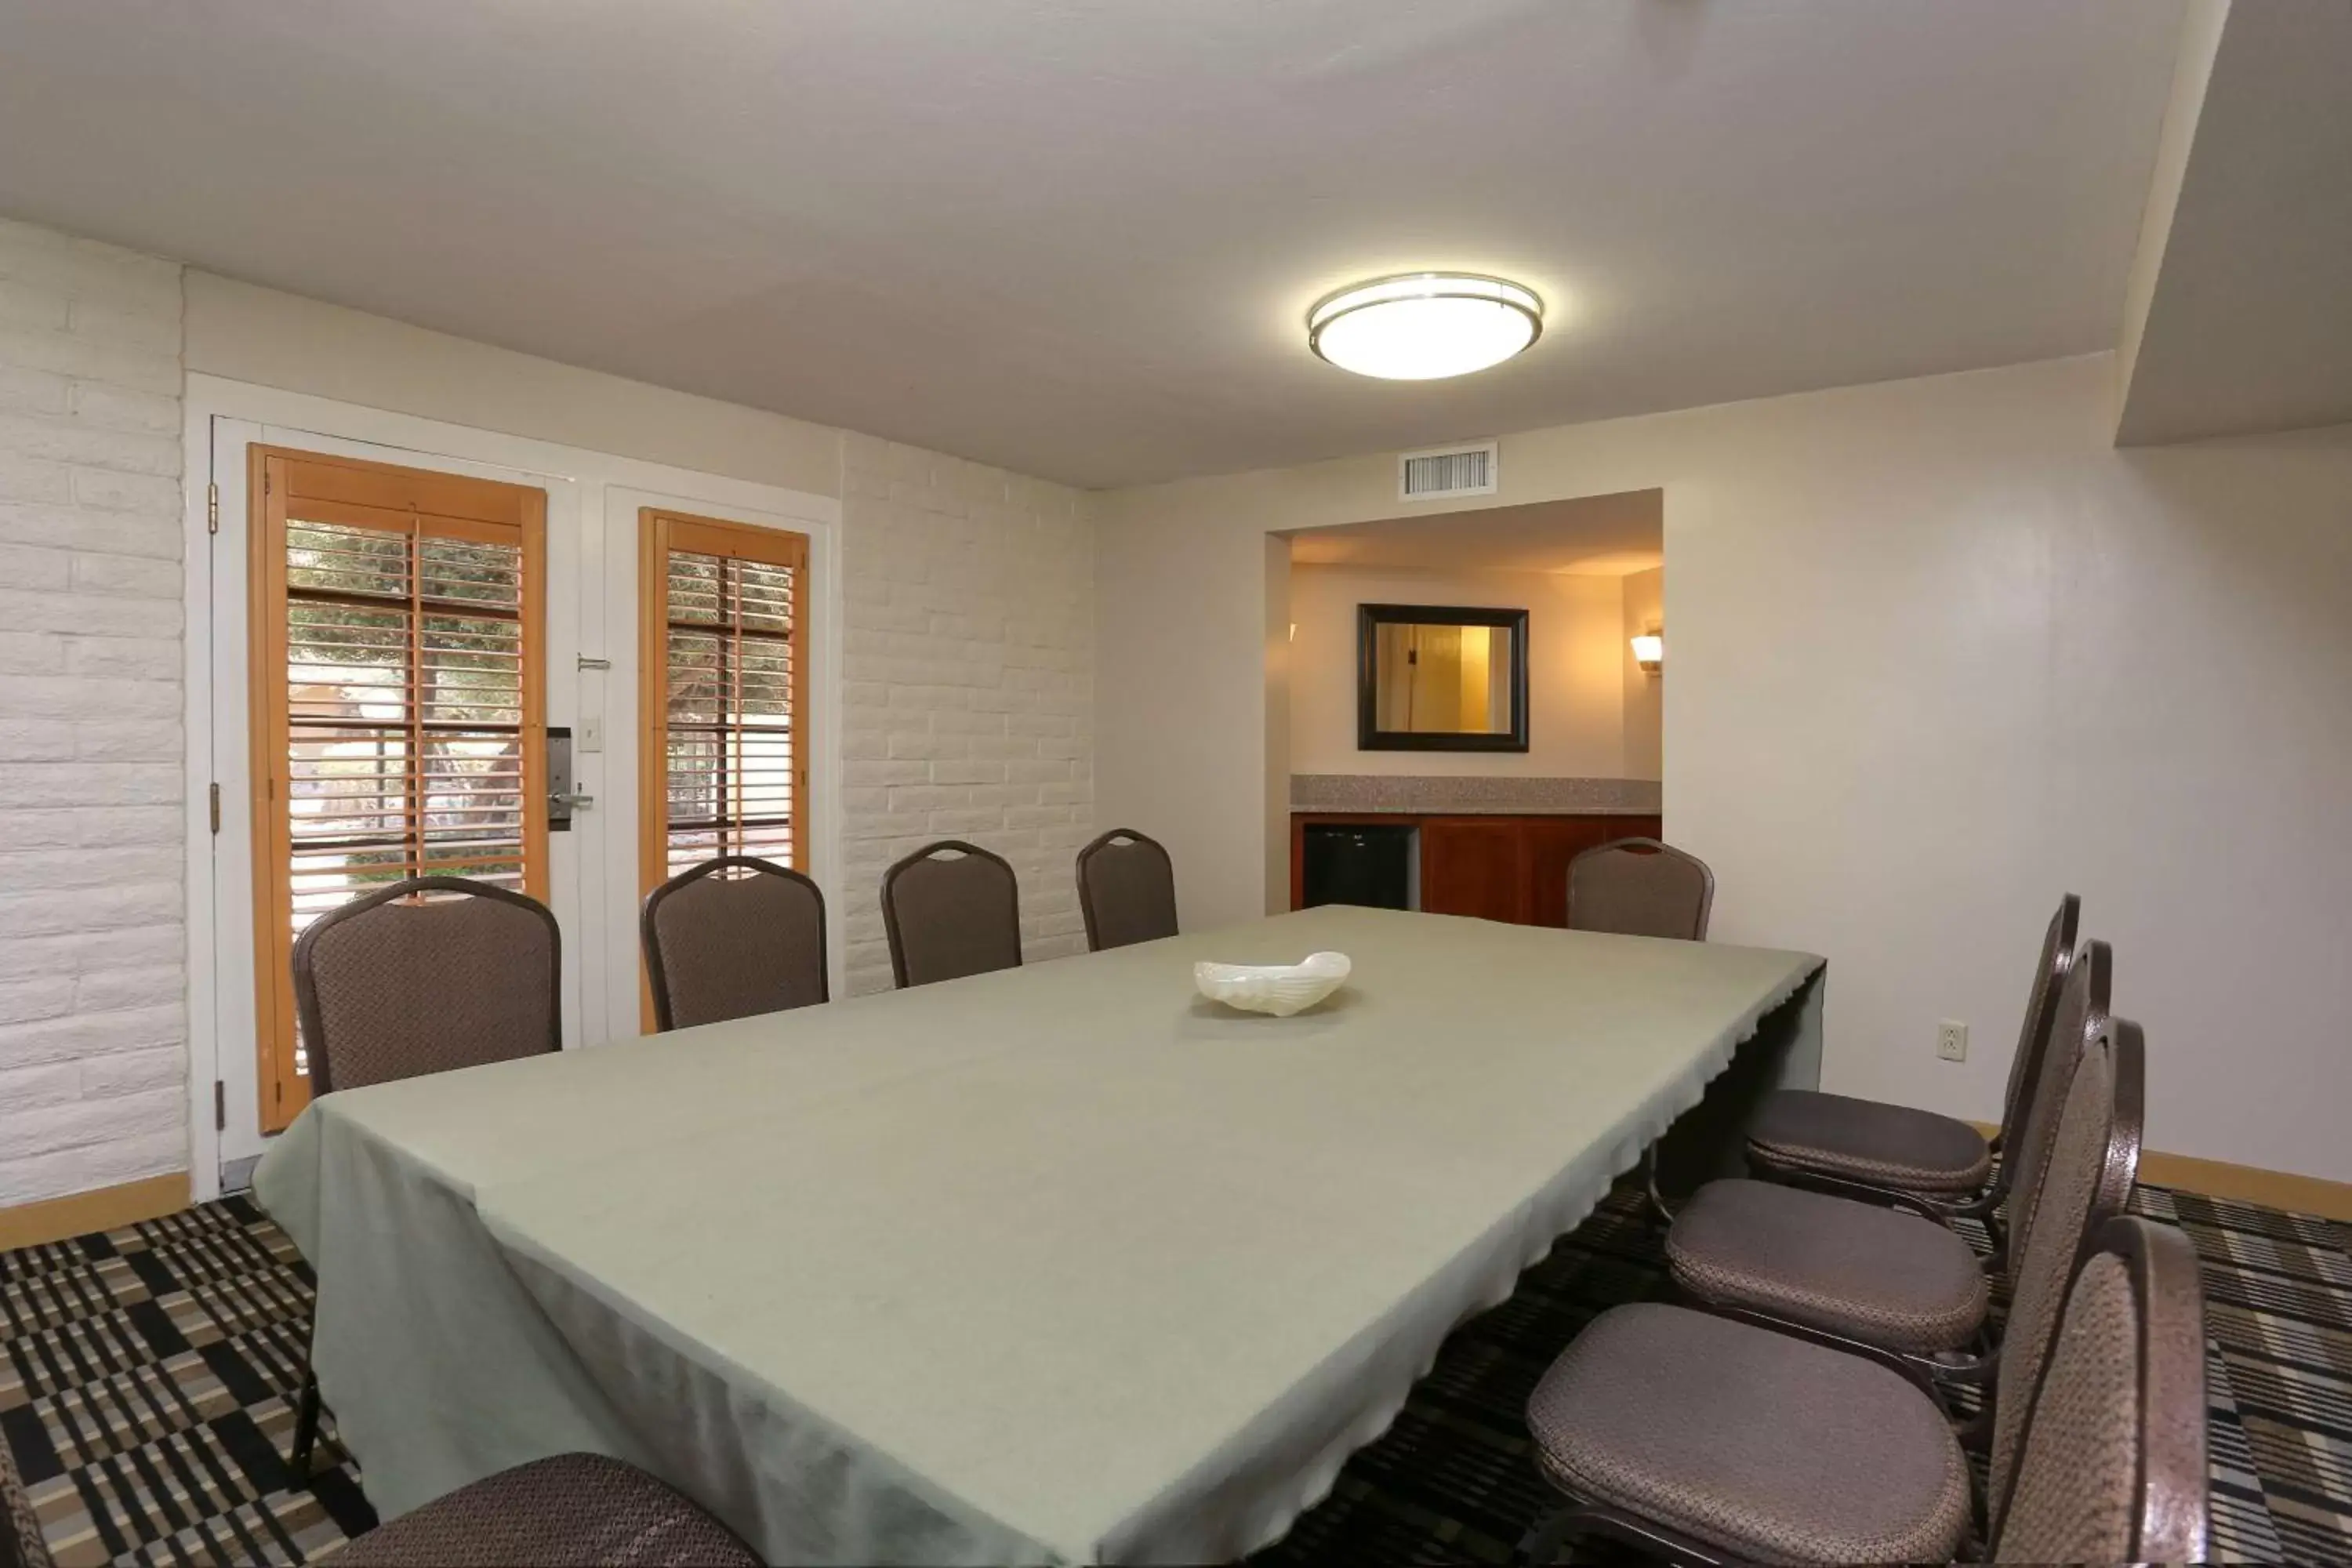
[1356,602,1531,752]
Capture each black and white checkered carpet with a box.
[4,1182,2347,1564]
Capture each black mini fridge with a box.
[1301,822,1414,910]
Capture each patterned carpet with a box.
[2,1183,2347,1566]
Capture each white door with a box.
[202,417,589,1171]
[585,486,845,1043]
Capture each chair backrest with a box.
[1564,837,1714,940]
[642,855,829,1030]
[1991,1215,2209,1564]
[881,840,1023,988]
[1076,829,1178,952]
[293,876,561,1094]
[2,1406,54,1568]
[1985,1014,2145,1527]
[2002,938,2112,1288]
[1992,894,2081,1163]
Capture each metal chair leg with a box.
[1642,1142,1676,1225]
[1515,1505,1580,1566]
[289,1365,321,1475]
[1524,1501,1731,1567]
[1957,1399,1994,1454]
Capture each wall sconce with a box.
[1631,632,1664,675]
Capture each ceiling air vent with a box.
[1398,440,1499,502]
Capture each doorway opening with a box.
[1276,490,1664,924]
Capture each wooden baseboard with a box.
[2136,1150,2352,1222]
[1966,1120,2352,1222]
[0,1171,191,1252]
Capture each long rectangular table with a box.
[256,906,1822,1565]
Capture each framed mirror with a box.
[1356,603,1530,751]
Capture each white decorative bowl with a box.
[1193,951,1352,1018]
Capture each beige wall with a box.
[1261,536,1291,917]
[1620,565,1663,780]
[1286,563,1632,779]
[2114,0,2230,429]
[1096,353,2352,1182]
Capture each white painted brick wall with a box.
[837,434,1094,994]
[0,219,187,1206]
[0,216,1101,1203]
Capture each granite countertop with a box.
[1290,775,1663,816]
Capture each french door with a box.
[245,448,551,1130]
[207,422,583,1163]
[199,403,834,1185]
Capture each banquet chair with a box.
[1076,828,1178,951]
[1990,1216,2209,1562]
[287,874,562,1475]
[882,840,1023,987]
[1661,940,2114,1385]
[643,855,829,1029]
[2,1413,53,1568]
[1565,838,1712,940]
[1745,895,2080,1247]
[293,876,561,1094]
[333,1453,764,1566]
[1519,1014,2150,1565]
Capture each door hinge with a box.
[208,782,221,834]
[213,1080,227,1131]
[206,483,219,534]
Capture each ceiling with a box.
[0,1,2184,488]
[1287,492,1662,577]
[2115,1,2352,445]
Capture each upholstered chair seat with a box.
[1666,1178,1991,1353]
[1745,1091,1993,1192]
[1526,1304,1973,1564]
[334,1454,762,1567]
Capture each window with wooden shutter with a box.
[637,510,811,900]
[249,448,548,1129]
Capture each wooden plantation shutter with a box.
[637,510,811,899]
[249,448,548,1129]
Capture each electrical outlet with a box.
[1936,1019,1969,1062]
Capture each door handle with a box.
[548,788,592,832]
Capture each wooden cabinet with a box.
[1524,816,1617,928]
[1420,818,1529,922]
[1291,811,1662,927]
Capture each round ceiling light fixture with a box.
[1307,272,1544,380]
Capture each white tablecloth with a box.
[256,906,1823,1565]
